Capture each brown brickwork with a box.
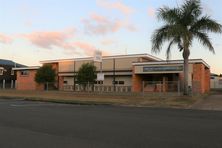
[192,64,210,94]
[204,68,210,93]
[16,70,43,90]
[132,67,142,92]
[59,76,64,90]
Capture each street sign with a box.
[97,73,104,81]
[94,50,102,62]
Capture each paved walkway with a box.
[192,93,222,111]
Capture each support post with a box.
[3,79,5,89]
[178,80,180,96]
[11,80,14,89]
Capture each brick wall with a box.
[204,68,210,93]
[192,64,210,94]
[16,70,43,90]
[59,76,64,90]
[132,67,142,92]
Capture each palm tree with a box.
[151,0,222,95]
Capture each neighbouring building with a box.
[12,66,42,90]
[13,54,211,94]
[0,59,25,89]
[210,73,222,89]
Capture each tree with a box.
[76,63,97,90]
[151,0,222,95]
[35,64,56,84]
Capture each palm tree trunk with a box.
[183,49,190,95]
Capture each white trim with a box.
[40,53,162,64]
[12,66,40,71]
[132,59,210,68]
[58,71,132,76]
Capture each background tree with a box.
[76,63,97,90]
[151,0,222,95]
[35,64,56,84]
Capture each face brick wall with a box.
[132,67,142,92]
[192,64,210,94]
[16,70,43,90]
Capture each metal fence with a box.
[11,80,202,95]
[63,84,131,93]
[142,81,181,94]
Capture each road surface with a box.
[0,99,222,148]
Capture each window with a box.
[112,81,118,84]
[119,81,124,85]
[95,81,103,84]
[21,70,29,76]
[0,69,3,75]
[64,81,68,84]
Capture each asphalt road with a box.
[0,99,222,148]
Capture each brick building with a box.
[0,59,25,89]
[12,66,42,90]
[13,54,210,94]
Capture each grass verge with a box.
[0,90,204,108]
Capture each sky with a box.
[0,0,222,74]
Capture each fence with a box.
[10,80,201,95]
[142,81,181,94]
[63,84,131,93]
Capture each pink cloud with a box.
[22,28,75,49]
[101,39,117,45]
[0,33,13,44]
[97,0,134,15]
[82,13,136,35]
[73,41,97,56]
[65,41,111,56]
[147,7,155,17]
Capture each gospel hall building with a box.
[13,53,210,94]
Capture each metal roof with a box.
[132,59,210,68]
[12,66,40,71]
[40,53,163,64]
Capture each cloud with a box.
[147,7,155,17]
[82,13,136,35]
[22,28,75,49]
[72,41,97,56]
[0,33,13,44]
[97,0,134,15]
[63,41,111,56]
[101,39,117,45]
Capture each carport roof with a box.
[12,66,40,71]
